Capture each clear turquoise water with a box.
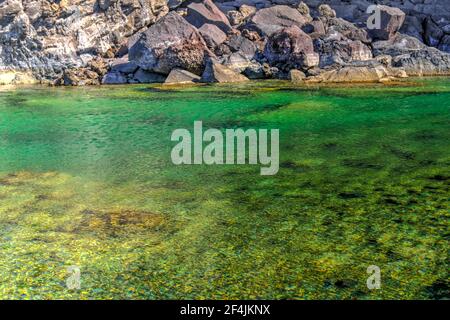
[0,79,448,299]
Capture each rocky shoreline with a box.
[1,1,449,86]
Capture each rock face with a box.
[0,0,168,81]
[129,12,210,75]
[368,5,406,41]
[201,59,249,83]
[264,26,319,71]
[245,5,309,36]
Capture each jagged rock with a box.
[241,29,261,42]
[63,68,100,86]
[318,4,336,18]
[201,59,249,83]
[289,69,306,82]
[368,5,406,41]
[198,24,227,48]
[0,0,169,81]
[185,0,232,33]
[424,18,444,47]
[225,34,258,60]
[264,26,319,71]
[439,35,450,53]
[110,56,138,74]
[132,68,166,83]
[129,12,211,75]
[164,68,201,84]
[372,34,426,57]
[222,52,253,73]
[302,19,325,36]
[392,49,450,76]
[297,2,312,21]
[245,5,309,36]
[325,18,371,44]
[227,10,244,26]
[239,5,257,19]
[102,71,128,84]
[371,33,450,75]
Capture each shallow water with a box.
[0,78,448,299]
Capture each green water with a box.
[0,79,448,299]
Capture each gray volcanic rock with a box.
[198,24,227,48]
[0,0,169,81]
[324,17,371,44]
[368,5,406,41]
[264,25,319,70]
[129,12,211,75]
[245,5,309,36]
[132,68,166,83]
[226,34,258,60]
[392,49,450,76]
[110,56,139,74]
[185,0,232,32]
[164,68,201,84]
[201,59,249,83]
[306,65,401,83]
[373,34,450,76]
[102,71,128,85]
[314,33,372,68]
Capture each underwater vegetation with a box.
[0,78,448,299]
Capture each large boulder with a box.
[129,12,211,75]
[185,0,232,33]
[198,24,227,48]
[245,5,309,36]
[368,5,406,41]
[264,26,319,70]
[201,59,249,83]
